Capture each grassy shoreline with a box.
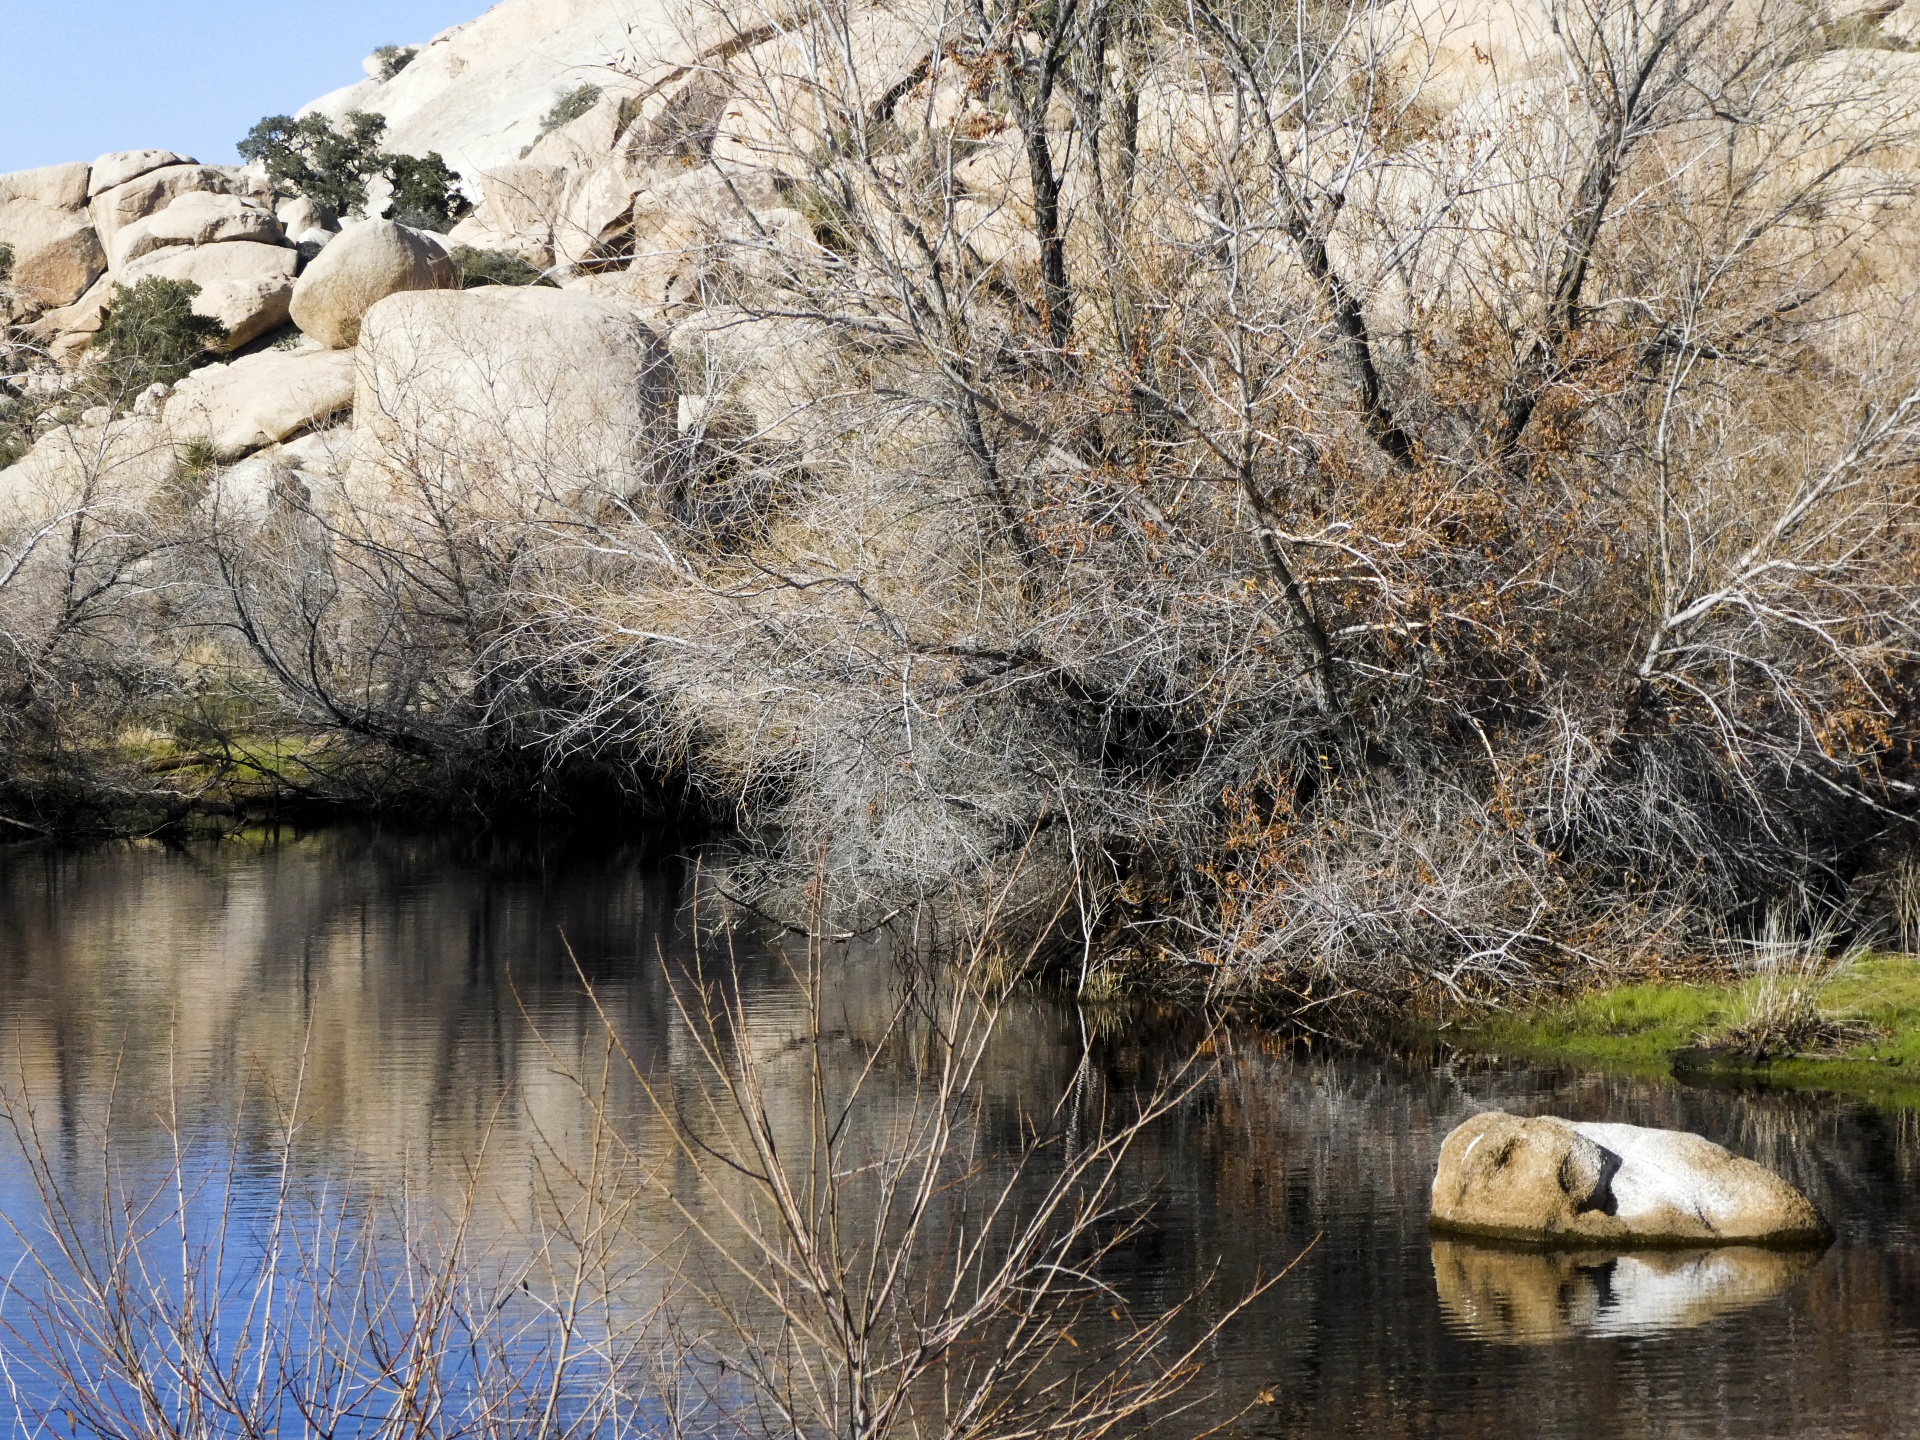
[1438,954,1920,1109]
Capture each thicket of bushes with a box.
[5,0,1920,1010]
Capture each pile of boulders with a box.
[2,124,673,535]
[0,144,482,491]
[0,0,898,498]
[5,150,291,365]
[0,143,470,367]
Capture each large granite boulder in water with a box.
[1430,1111,1829,1246]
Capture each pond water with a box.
[0,831,1916,1438]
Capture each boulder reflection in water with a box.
[1432,1239,1822,1344]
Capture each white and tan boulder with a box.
[1430,1111,1829,1246]
[0,413,177,544]
[88,150,195,199]
[122,242,299,351]
[0,162,90,213]
[289,220,455,348]
[352,285,674,502]
[274,195,334,238]
[0,163,105,307]
[165,346,358,461]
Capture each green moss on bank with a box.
[1441,955,1920,1108]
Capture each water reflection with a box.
[1432,1239,1823,1344]
[0,833,1918,1439]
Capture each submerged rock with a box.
[1429,1111,1829,1246]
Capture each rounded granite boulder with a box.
[289,219,454,349]
[1430,1111,1830,1247]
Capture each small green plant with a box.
[0,241,14,286]
[543,84,602,134]
[371,44,417,80]
[383,152,471,233]
[92,278,227,397]
[521,85,605,158]
[448,246,555,289]
[164,435,221,508]
[240,110,390,219]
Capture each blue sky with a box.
[0,2,488,174]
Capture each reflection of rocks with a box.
[1430,1111,1829,1245]
[1433,1238,1821,1344]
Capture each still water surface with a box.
[0,831,1917,1438]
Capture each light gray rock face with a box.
[88,150,195,198]
[317,0,686,177]
[113,192,286,269]
[297,77,383,126]
[166,346,358,461]
[1429,1111,1830,1246]
[122,242,299,351]
[289,220,455,348]
[90,164,235,256]
[274,195,335,238]
[0,163,104,307]
[1,163,90,212]
[353,286,674,503]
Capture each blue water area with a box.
[0,831,1913,1438]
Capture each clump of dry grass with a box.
[1706,915,1881,1061]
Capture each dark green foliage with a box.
[0,398,31,471]
[371,44,417,80]
[239,110,469,231]
[384,152,472,233]
[239,110,389,219]
[92,279,227,396]
[0,241,14,285]
[448,246,555,289]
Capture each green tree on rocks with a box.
[239,111,391,219]
[384,152,472,232]
[240,111,470,232]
